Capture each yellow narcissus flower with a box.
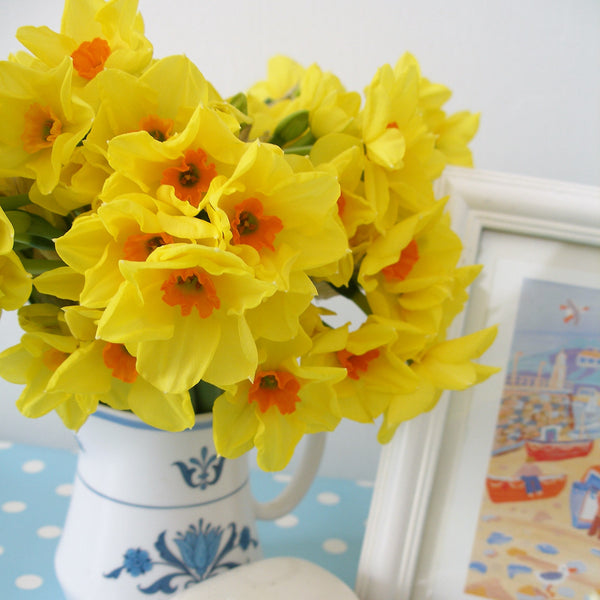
[304,317,421,423]
[247,55,305,110]
[360,61,444,224]
[244,270,317,343]
[213,337,345,471]
[48,306,195,431]
[378,326,500,443]
[54,193,220,308]
[0,58,95,195]
[0,303,194,431]
[96,243,276,393]
[395,53,480,167]
[213,141,347,281]
[0,304,88,429]
[82,55,226,170]
[27,148,110,215]
[431,111,480,168]
[309,133,375,242]
[359,199,463,333]
[247,55,360,144]
[433,264,483,342]
[361,63,413,171]
[102,105,246,212]
[16,0,152,83]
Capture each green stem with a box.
[348,288,371,316]
[333,279,372,316]
[0,194,30,210]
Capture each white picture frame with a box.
[354,166,600,600]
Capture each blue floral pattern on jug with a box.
[172,446,226,489]
[105,519,258,594]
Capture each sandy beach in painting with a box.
[465,444,600,599]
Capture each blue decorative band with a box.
[91,409,213,431]
[75,471,249,509]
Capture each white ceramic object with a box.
[55,405,325,599]
[173,557,359,599]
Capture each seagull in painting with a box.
[535,564,578,596]
[559,299,589,325]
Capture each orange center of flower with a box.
[382,239,420,282]
[161,149,217,208]
[139,115,174,142]
[122,232,174,261]
[161,268,220,317]
[248,370,301,415]
[103,343,138,383]
[337,348,380,380]
[21,103,63,154]
[386,122,399,129]
[71,38,111,80]
[42,348,69,371]
[231,197,283,252]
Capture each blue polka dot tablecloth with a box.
[0,440,373,598]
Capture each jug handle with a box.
[252,432,326,520]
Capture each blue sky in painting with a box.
[509,279,600,360]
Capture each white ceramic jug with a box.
[55,405,325,599]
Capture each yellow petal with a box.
[213,389,257,459]
[366,127,406,170]
[0,252,32,311]
[128,379,195,431]
[428,326,498,362]
[255,409,304,472]
[33,266,84,301]
[47,341,112,394]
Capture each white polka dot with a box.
[322,538,348,554]
[2,501,26,513]
[275,514,299,528]
[15,574,43,590]
[0,441,13,450]
[356,480,374,488]
[317,492,340,506]
[22,459,45,474]
[0,546,4,555]
[273,473,292,483]
[55,483,73,497]
[37,525,62,539]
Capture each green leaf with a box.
[6,210,64,240]
[190,380,223,414]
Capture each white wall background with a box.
[0,0,598,478]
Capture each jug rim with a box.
[91,403,214,432]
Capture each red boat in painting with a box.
[525,439,594,461]
[486,473,567,503]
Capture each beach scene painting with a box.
[464,277,600,600]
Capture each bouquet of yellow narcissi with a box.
[0,0,498,470]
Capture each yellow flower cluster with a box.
[0,0,498,470]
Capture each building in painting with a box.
[496,346,600,451]
[576,348,600,369]
[549,349,568,388]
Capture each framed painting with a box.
[355,167,600,600]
